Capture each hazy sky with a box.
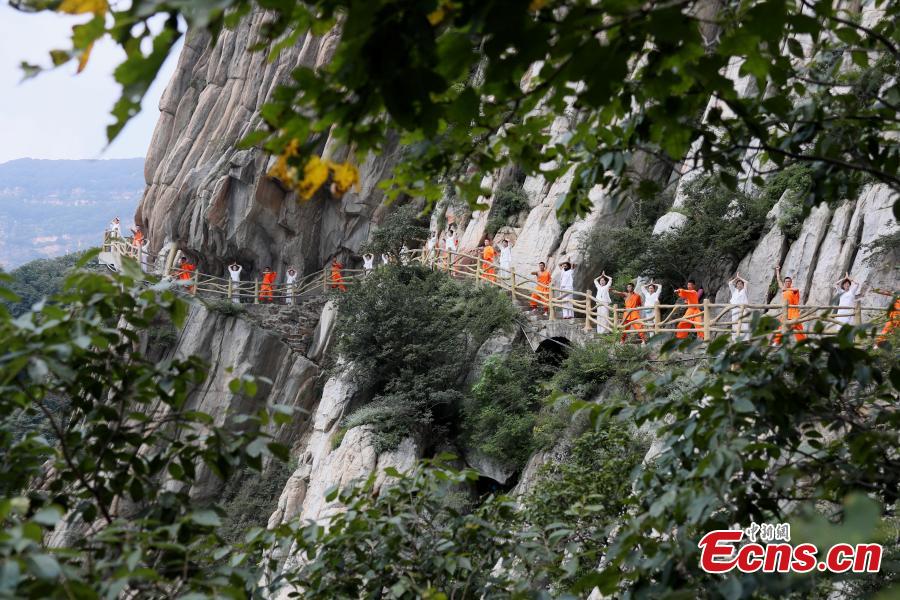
[0,5,180,164]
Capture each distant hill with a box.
[0,158,144,268]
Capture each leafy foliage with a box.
[266,461,576,597]
[526,424,647,577]
[218,461,295,545]
[485,182,529,237]
[1,250,101,317]
[0,260,294,597]
[203,298,247,317]
[550,336,650,401]
[761,163,814,240]
[580,173,777,297]
[460,350,551,470]
[18,0,900,218]
[334,264,517,450]
[361,203,430,259]
[583,324,900,598]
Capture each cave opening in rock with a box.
[475,473,518,498]
[535,336,570,368]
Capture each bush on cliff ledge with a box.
[334,264,518,451]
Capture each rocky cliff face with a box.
[135,1,898,571]
[138,12,400,279]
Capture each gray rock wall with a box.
[138,12,399,280]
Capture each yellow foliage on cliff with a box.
[268,139,360,201]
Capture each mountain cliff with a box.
[134,1,899,585]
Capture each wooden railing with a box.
[104,237,892,338]
[420,248,891,340]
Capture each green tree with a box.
[0,258,294,597]
[334,264,517,450]
[15,0,899,217]
[361,203,430,259]
[460,350,551,470]
[1,250,101,317]
[581,324,900,598]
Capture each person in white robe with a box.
[594,272,612,333]
[727,273,750,340]
[363,253,375,276]
[641,282,661,325]
[834,272,860,325]
[558,259,576,318]
[107,217,121,240]
[228,263,243,303]
[285,267,298,304]
[498,239,513,279]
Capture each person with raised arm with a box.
[593,272,613,333]
[381,253,390,266]
[727,272,750,340]
[872,288,899,344]
[227,262,243,303]
[773,265,806,343]
[557,258,576,319]
[285,267,298,305]
[612,282,645,343]
[363,252,375,276]
[175,256,196,294]
[330,259,347,292]
[498,239,513,279]
[530,261,551,316]
[640,281,661,325]
[674,279,704,339]
[259,267,277,303]
[833,272,860,325]
[130,225,144,255]
[445,227,459,269]
[107,216,121,240]
[481,238,497,283]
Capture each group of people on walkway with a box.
[125,213,896,344]
[516,252,893,344]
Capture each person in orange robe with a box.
[873,288,899,345]
[259,267,277,303]
[131,225,144,256]
[613,283,646,343]
[773,266,806,344]
[481,238,496,283]
[530,262,551,316]
[176,256,196,294]
[330,259,347,292]
[675,280,704,339]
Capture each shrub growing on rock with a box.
[335,264,518,450]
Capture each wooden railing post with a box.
[702,299,711,340]
[227,279,233,300]
[654,305,661,334]
[584,290,592,332]
[322,269,328,292]
[475,257,482,286]
[547,289,555,320]
[191,274,198,296]
[254,280,260,304]
[854,301,862,326]
[509,268,517,302]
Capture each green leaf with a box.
[26,554,60,580]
